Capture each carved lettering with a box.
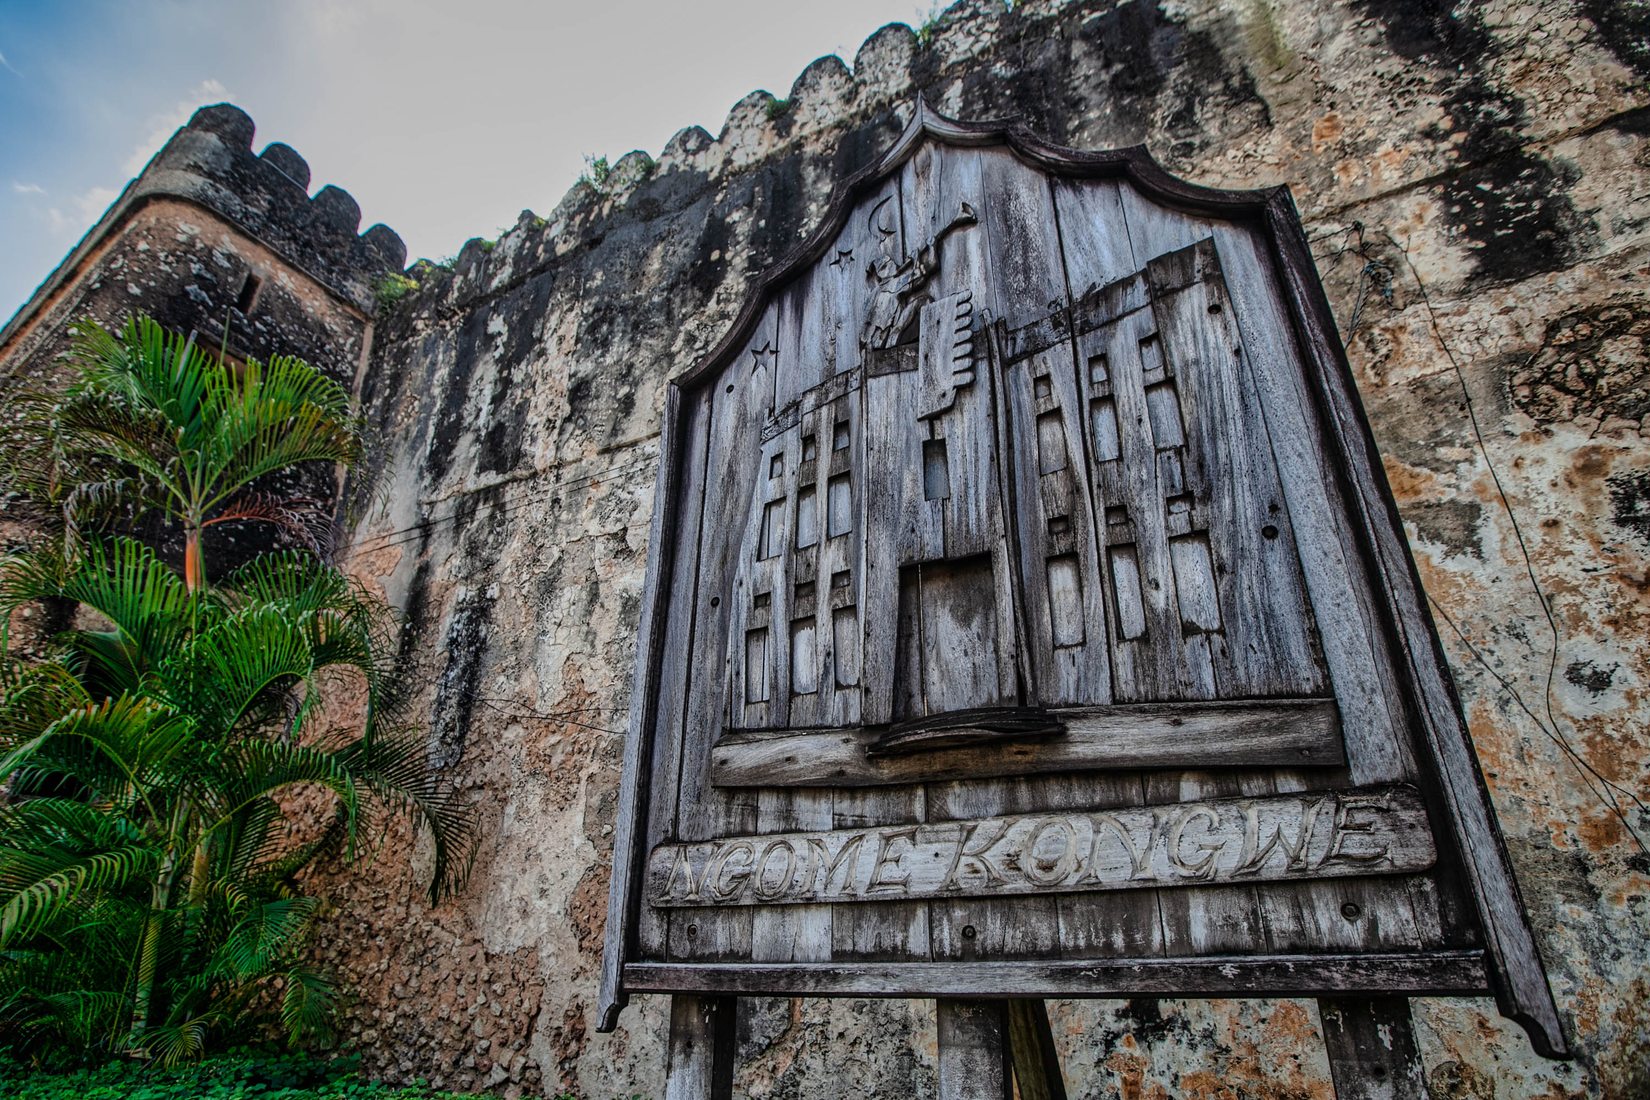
[753,839,799,901]
[939,820,1012,892]
[644,785,1433,909]
[705,839,756,901]
[801,833,865,898]
[1234,797,1325,875]
[659,844,699,904]
[1168,806,1224,881]
[867,827,918,894]
[1085,811,1160,883]
[1325,795,1393,866]
[1021,816,1079,887]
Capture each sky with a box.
[0,0,933,324]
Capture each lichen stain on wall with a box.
[274,0,1649,1095]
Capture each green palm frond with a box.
[0,694,194,814]
[134,1015,212,1067]
[1,538,197,693]
[198,354,361,500]
[1,313,472,1062]
[211,897,319,982]
[159,605,319,741]
[240,802,351,895]
[279,965,337,1044]
[197,739,360,841]
[66,318,212,447]
[0,660,92,745]
[336,730,475,903]
[218,551,405,737]
[0,839,162,947]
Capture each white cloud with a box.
[11,182,45,195]
[0,48,18,77]
[121,78,233,176]
[44,185,120,238]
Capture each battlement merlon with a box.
[0,103,407,350]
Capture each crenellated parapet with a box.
[132,104,408,306]
[0,103,406,370]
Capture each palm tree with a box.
[0,317,471,1064]
[11,315,363,590]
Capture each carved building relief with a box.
[718,169,1330,772]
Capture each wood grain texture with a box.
[1007,1000,1069,1100]
[625,950,1489,999]
[603,100,1560,1057]
[667,313,777,963]
[1263,192,1566,1057]
[663,995,736,1100]
[631,395,714,966]
[597,388,688,1030]
[1320,997,1428,1100]
[937,1000,1012,1100]
[647,785,1434,908]
[711,698,1344,787]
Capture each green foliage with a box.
[0,315,364,587]
[372,274,420,311]
[764,96,792,121]
[0,315,474,1065]
[916,3,946,46]
[578,153,611,190]
[0,1050,494,1098]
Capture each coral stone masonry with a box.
[3,1,1648,1096]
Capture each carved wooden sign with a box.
[599,102,1565,1058]
[647,786,1434,909]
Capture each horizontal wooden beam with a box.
[648,784,1431,909]
[712,698,1344,787]
[623,950,1488,1000]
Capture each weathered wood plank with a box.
[1000,339,1113,706]
[1007,1000,1068,1100]
[829,784,932,961]
[1319,997,1429,1100]
[920,142,1066,966]
[1210,222,1441,958]
[1143,238,1327,698]
[1049,176,1140,295]
[937,1000,1012,1100]
[751,784,834,965]
[647,785,1434,908]
[1260,197,1564,1054]
[1206,220,1414,784]
[632,394,714,967]
[600,388,696,1028]
[663,994,736,1100]
[1039,176,1170,971]
[624,950,1489,999]
[712,698,1343,787]
[666,311,778,963]
[831,166,937,960]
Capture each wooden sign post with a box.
[599,100,1567,1097]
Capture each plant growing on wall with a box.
[0,316,473,1065]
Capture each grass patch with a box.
[0,1052,500,1100]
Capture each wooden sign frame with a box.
[597,100,1565,1060]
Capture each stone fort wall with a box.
[3,1,1648,1096]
